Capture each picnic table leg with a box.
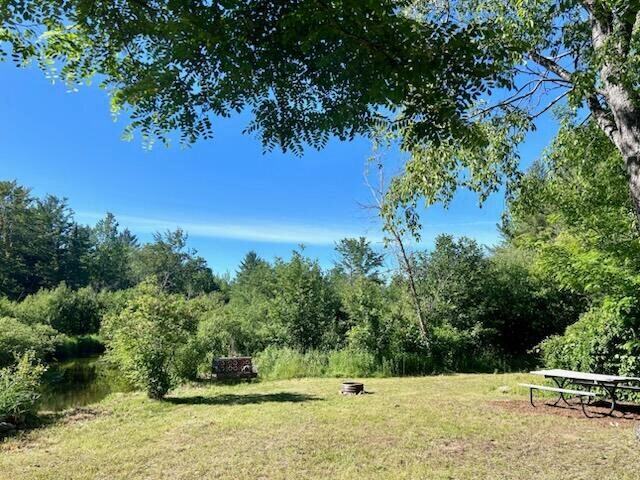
[550,378,572,406]
[602,385,618,416]
[583,384,594,405]
[578,395,596,418]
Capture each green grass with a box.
[1,374,638,479]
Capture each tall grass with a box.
[253,346,515,381]
[254,347,391,380]
[254,347,327,380]
[0,351,46,427]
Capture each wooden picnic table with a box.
[530,368,640,415]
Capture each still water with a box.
[40,356,134,412]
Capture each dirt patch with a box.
[60,406,106,425]
[0,407,107,453]
[492,399,640,424]
[439,439,473,455]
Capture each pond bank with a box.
[40,356,133,412]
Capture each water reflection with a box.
[40,356,134,411]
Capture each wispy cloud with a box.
[76,212,501,247]
[77,211,383,245]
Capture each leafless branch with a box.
[530,89,572,119]
[529,51,573,83]
[362,161,429,338]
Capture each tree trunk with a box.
[364,161,429,339]
[623,151,640,224]
[587,6,640,225]
[387,224,428,338]
[601,84,640,224]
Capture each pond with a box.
[40,356,135,412]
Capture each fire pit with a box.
[340,381,364,395]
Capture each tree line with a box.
[3,116,640,405]
[0,179,580,376]
[0,181,220,300]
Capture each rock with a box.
[0,422,16,434]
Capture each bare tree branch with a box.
[530,89,572,119]
[528,51,573,83]
[363,161,429,338]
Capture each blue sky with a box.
[0,62,558,275]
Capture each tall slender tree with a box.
[334,237,384,281]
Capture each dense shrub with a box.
[54,335,105,361]
[0,317,60,368]
[15,284,103,335]
[0,297,15,317]
[339,276,392,358]
[102,281,199,398]
[191,305,239,377]
[428,324,498,373]
[0,351,47,426]
[485,248,585,357]
[540,297,640,377]
[97,288,137,318]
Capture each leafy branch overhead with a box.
[3,1,640,228]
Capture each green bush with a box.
[0,317,60,368]
[540,297,640,376]
[191,309,233,378]
[54,335,105,361]
[97,288,136,318]
[101,281,199,399]
[0,297,15,317]
[428,324,498,373]
[0,351,47,426]
[15,284,103,335]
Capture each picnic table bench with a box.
[521,369,640,417]
[213,356,257,380]
[519,383,596,416]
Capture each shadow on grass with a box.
[164,392,321,406]
[1,406,103,441]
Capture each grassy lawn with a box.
[1,374,639,479]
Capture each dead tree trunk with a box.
[364,162,429,338]
[386,222,428,338]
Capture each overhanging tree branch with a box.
[528,51,573,83]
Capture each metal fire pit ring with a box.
[340,382,364,395]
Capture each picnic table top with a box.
[530,368,640,384]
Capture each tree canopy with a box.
[4,1,640,226]
[334,237,384,280]
[1,0,508,151]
